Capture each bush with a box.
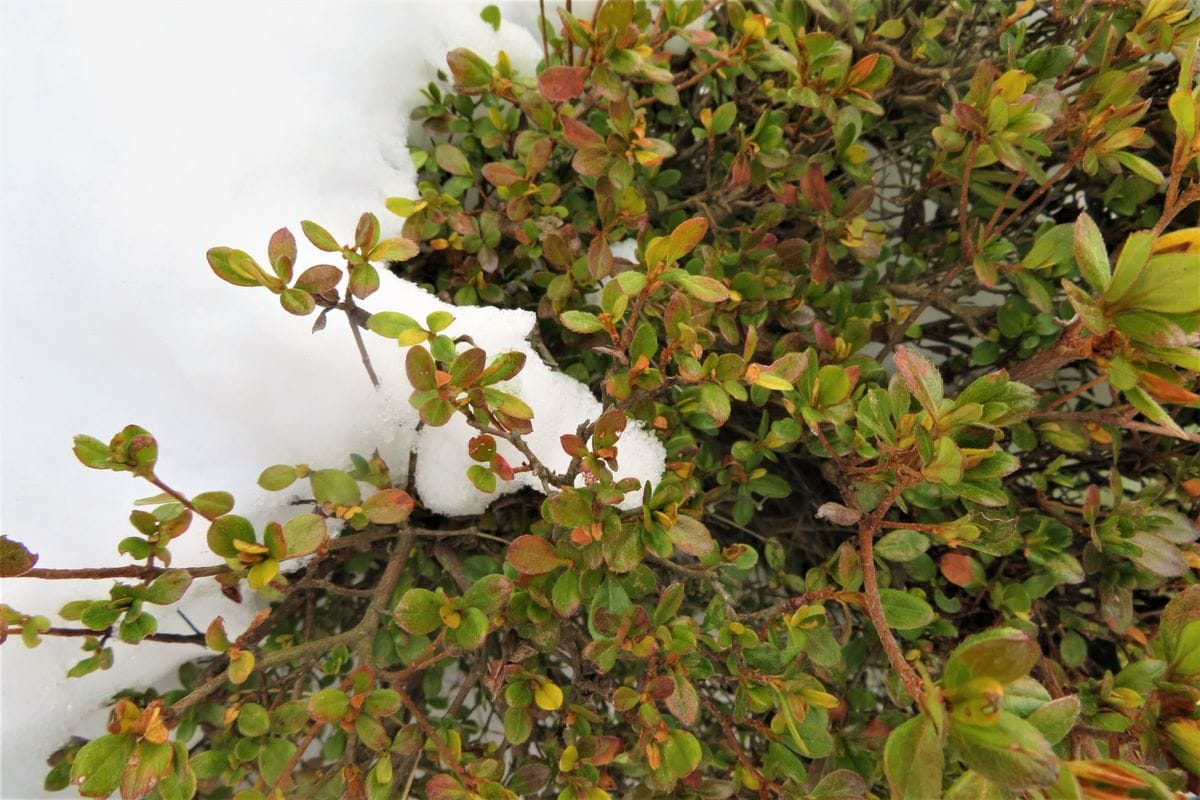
[3,1,1200,798]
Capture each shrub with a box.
[3,1,1200,798]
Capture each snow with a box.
[0,2,663,796]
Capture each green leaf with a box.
[435,143,472,177]
[119,739,175,799]
[300,220,340,252]
[306,688,350,723]
[229,649,255,684]
[661,729,702,778]
[1026,695,1080,744]
[207,515,255,558]
[446,48,492,88]
[480,4,501,30]
[257,464,298,491]
[1103,231,1153,306]
[72,434,112,469]
[1169,88,1197,138]
[710,101,738,134]
[668,218,708,262]
[406,346,437,391]
[71,733,136,797]
[258,739,297,787]
[675,273,729,302]
[1072,212,1110,292]
[924,437,965,485]
[481,351,526,384]
[874,529,929,562]
[463,574,512,615]
[561,310,605,334]
[19,613,49,647]
[368,312,421,339]
[944,628,1042,692]
[446,606,490,650]
[879,589,935,630]
[144,569,192,605]
[310,469,361,507]
[884,715,944,800]
[393,588,443,635]
[282,513,327,557]
[949,711,1059,790]
[503,708,532,745]
[363,689,402,718]
[420,397,455,426]
[237,702,271,737]
[368,237,419,262]
[279,287,315,316]
[192,491,234,518]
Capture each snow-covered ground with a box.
[0,2,657,796]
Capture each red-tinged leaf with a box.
[481,162,523,187]
[362,488,416,524]
[952,101,984,133]
[800,162,832,213]
[354,212,380,251]
[1138,370,1200,404]
[0,536,37,577]
[578,735,624,766]
[572,146,611,177]
[507,535,566,575]
[664,674,699,725]
[426,774,470,800]
[810,241,832,283]
[539,65,587,101]
[560,434,588,457]
[450,348,487,386]
[492,454,515,481]
[666,515,715,557]
[561,116,604,149]
[588,236,613,280]
[940,552,984,588]
[668,218,708,262]
[267,227,296,282]
[294,264,342,295]
[894,345,944,415]
[847,53,879,86]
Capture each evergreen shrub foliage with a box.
[3,1,1200,798]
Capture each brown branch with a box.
[166,532,414,721]
[11,627,204,645]
[343,294,381,389]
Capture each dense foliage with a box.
[3,1,1200,798]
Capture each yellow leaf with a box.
[533,679,563,711]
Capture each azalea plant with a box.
[3,0,1200,798]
